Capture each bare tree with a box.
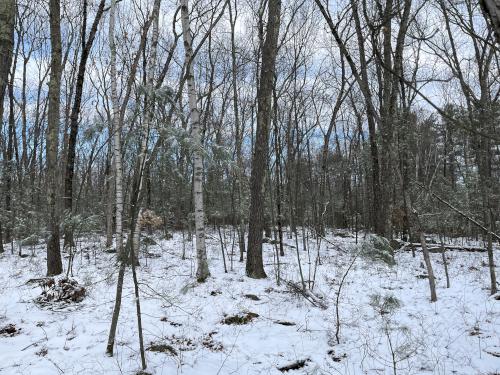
[228,0,247,262]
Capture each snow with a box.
[0,231,499,375]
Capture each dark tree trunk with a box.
[273,89,284,256]
[0,0,15,114]
[246,0,281,279]
[0,220,3,254]
[481,0,500,40]
[46,0,63,276]
[5,65,16,243]
[1,0,15,244]
[63,0,106,248]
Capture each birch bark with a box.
[181,0,210,282]
[106,0,124,356]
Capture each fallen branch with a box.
[26,277,53,285]
[278,359,310,372]
[399,243,489,253]
[284,280,328,309]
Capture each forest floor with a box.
[0,230,499,375]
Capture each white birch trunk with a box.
[180,0,210,282]
[109,0,124,259]
[106,0,124,356]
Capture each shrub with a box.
[360,234,396,266]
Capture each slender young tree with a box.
[181,0,210,282]
[228,0,247,262]
[106,0,124,356]
[246,0,281,279]
[63,0,107,248]
[46,0,63,276]
[106,7,155,359]
[130,0,161,259]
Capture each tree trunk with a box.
[486,215,497,295]
[106,0,124,356]
[63,0,106,248]
[378,0,395,239]
[419,230,438,302]
[46,0,63,276]
[4,6,19,245]
[406,198,437,302]
[273,89,284,257]
[105,143,114,248]
[181,0,210,282]
[0,221,3,254]
[130,0,160,262]
[228,0,247,262]
[246,0,281,279]
[0,0,15,120]
[481,0,500,40]
[5,58,16,244]
[109,0,124,261]
[0,0,15,251]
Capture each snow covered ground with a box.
[0,231,499,375]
